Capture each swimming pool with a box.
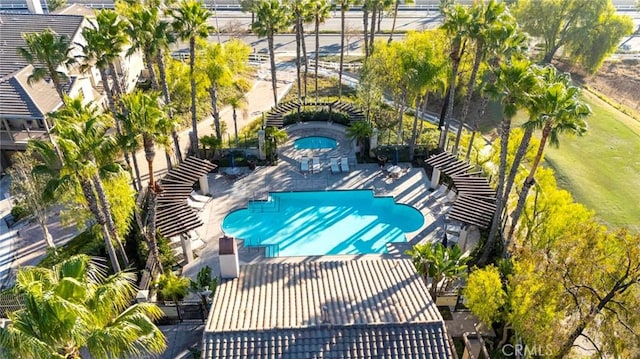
[294,136,337,150]
[221,190,424,257]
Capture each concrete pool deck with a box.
[181,129,478,279]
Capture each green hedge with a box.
[283,110,350,126]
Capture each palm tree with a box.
[478,59,538,265]
[120,91,177,273]
[452,0,510,155]
[311,0,332,103]
[171,0,214,155]
[265,126,289,163]
[346,120,373,160]
[337,0,356,99]
[0,255,166,358]
[18,29,75,159]
[201,42,233,141]
[125,7,161,90]
[252,0,291,106]
[387,0,413,43]
[223,79,250,147]
[506,66,590,247]
[292,0,306,103]
[121,4,183,162]
[407,242,469,300]
[79,10,129,114]
[438,3,472,150]
[51,98,129,266]
[18,29,75,101]
[46,97,130,272]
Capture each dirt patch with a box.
[556,58,640,116]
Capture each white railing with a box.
[309,59,362,71]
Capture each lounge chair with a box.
[312,157,321,173]
[330,157,340,174]
[187,198,206,211]
[340,156,350,172]
[300,157,309,173]
[190,190,211,203]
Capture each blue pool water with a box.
[294,136,337,149]
[221,190,424,257]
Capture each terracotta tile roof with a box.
[204,259,454,358]
[204,323,453,359]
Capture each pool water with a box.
[221,190,424,257]
[294,136,337,149]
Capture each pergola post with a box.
[430,168,441,190]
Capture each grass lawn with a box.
[543,90,640,228]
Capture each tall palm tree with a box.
[18,29,75,159]
[223,79,250,147]
[120,90,177,274]
[478,59,538,265]
[292,0,306,103]
[452,0,510,155]
[387,0,413,43]
[0,255,166,358]
[438,3,471,150]
[32,98,127,272]
[18,29,75,101]
[311,0,332,103]
[124,6,183,164]
[201,42,233,141]
[125,7,162,90]
[79,10,129,114]
[252,0,291,106]
[337,0,356,98]
[506,66,590,246]
[171,0,214,155]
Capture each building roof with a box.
[205,259,454,358]
[52,4,96,16]
[0,65,64,119]
[204,323,453,359]
[0,13,85,79]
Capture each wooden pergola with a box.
[156,157,216,239]
[425,152,496,229]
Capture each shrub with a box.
[282,110,350,126]
[155,271,190,302]
[10,203,30,221]
[38,225,105,269]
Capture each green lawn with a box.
[543,90,640,228]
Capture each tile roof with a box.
[204,259,454,358]
[204,323,453,359]
[0,13,84,79]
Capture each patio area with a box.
[182,123,479,279]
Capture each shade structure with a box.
[425,152,496,229]
[156,156,216,238]
[425,151,472,177]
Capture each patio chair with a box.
[330,157,340,174]
[312,157,322,173]
[300,157,309,173]
[190,190,211,203]
[340,156,350,172]
[187,197,206,211]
